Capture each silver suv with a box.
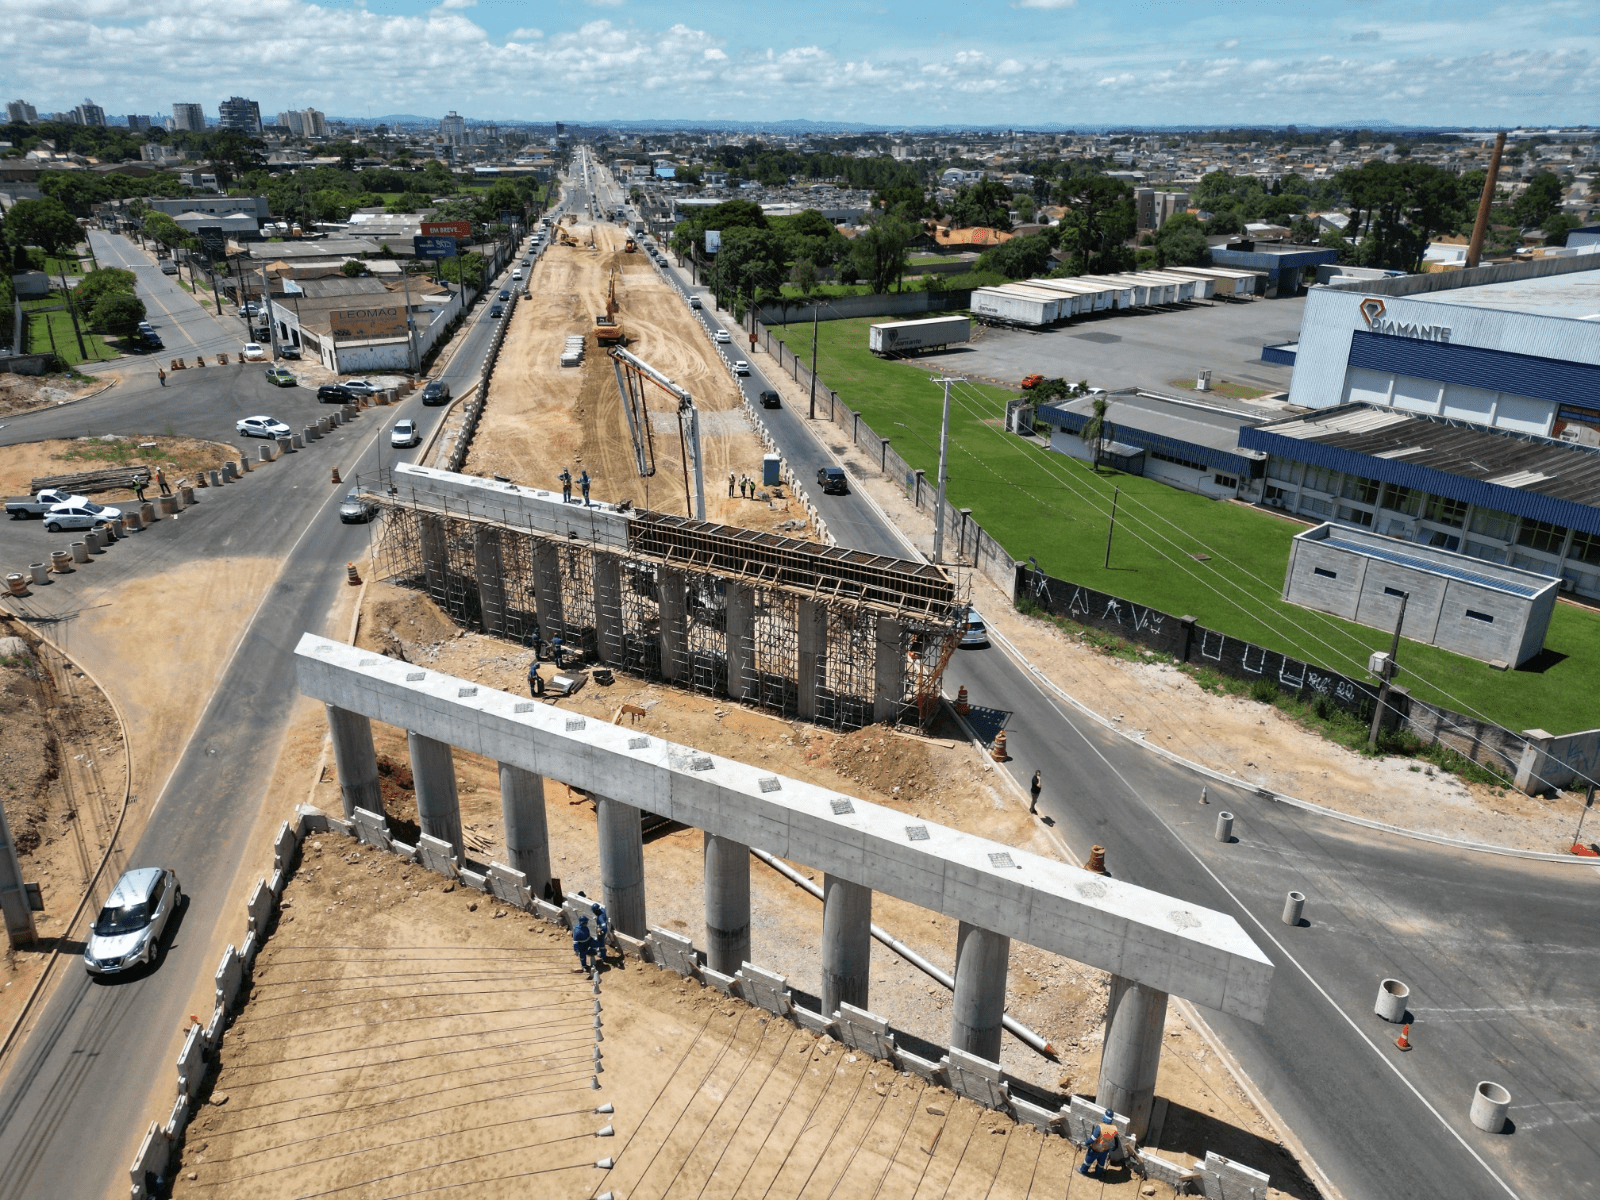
[84,867,181,975]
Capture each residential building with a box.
[6,100,38,124]
[171,102,205,132]
[72,99,106,127]
[126,115,152,131]
[439,111,467,145]
[218,96,262,135]
[279,111,305,137]
[302,108,327,139]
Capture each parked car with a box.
[733,360,750,376]
[239,302,261,318]
[43,500,123,533]
[84,867,181,975]
[489,304,504,318]
[317,383,356,404]
[338,488,379,523]
[136,321,155,336]
[959,608,990,648]
[236,415,292,439]
[341,379,379,397]
[240,342,267,361]
[390,419,420,449]
[159,261,178,276]
[131,332,162,352]
[7,488,88,519]
[278,344,302,360]
[421,380,451,406]
[264,364,297,387]
[816,466,849,495]
[759,389,780,409]
[714,329,731,344]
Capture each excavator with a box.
[592,270,625,346]
[623,237,637,254]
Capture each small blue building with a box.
[1209,242,1340,298]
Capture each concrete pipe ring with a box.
[1375,978,1410,1023]
[1470,1081,1511,1133]
[29,563,50,586]
[51,550,73,572]
[6,574,28,596]
[71,542,90,564]
[1281,891,1305,927]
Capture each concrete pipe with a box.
[179,485,196,506]
[305,425,321,442]
[1375,978,1410,1024]
[208,469,222,487]
[1470,1081,1511,1133]
[83,529,102,553]
[1282,891,1305,927]
[342,404,357,420]
[1215,811,1234,843]
[51,550,73,573]
[237,455,250,473]
[291,433,304,449]
[224,460,239,478]
[141,502,156,524]
[332,411,344,426]
[268,440,284,459]
[71,542,90,564]
[6,574,27,596]
[122,513,140,534]
[159,494,178,515]
[28,563,49,586]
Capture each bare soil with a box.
[0,436,243,506]
[0,372,105,419]
[468,222,812,537]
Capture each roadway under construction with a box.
[368,462,966,729]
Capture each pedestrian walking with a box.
[579,469,591,506]
[728,471,736,498]
[528,660,545,698]
[551,635,564,670]
[572,916,595,972]
[559,468,572,503]
[157,367,167,387]
[156,467,172,496]
[1029,769,1042,814]
[1080,1112,1119,1176]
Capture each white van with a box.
[512,268,523,281]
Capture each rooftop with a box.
[1405,262,1600,321]
[1294,523,1557,600]
[1041,392,1266,458]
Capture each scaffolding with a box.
[367,471,965,730]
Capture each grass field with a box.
[772,314,1600,736]
[24,294,118,365]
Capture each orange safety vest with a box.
[1090,1124,1117,1152]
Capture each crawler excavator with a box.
[592,269,625,347]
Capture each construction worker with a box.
[1080,1112,1119,1176]
[527,660,545,698]
[133,475,147,503]
[589,900,611,963]
[572,916,595,972]
[559,467,572,503]
[551,635,564,670]
[157,367,166,387]
[728,471,736,498]
[530,621,543,660]
[579,469,591,506]
[155,467,172,496]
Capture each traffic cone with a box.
[1395,1023,1413,1052]
[991,730,1008,762]
[331,466,341,484]
[955,685,970,715]
[1083,845,1108,875]
[346,561,362,585]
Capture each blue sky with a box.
[8,0,1598,127]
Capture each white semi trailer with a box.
[867,315,971,356]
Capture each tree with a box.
[1014,194,1038,224]
[1193,170,1265,215]
[1206,210,1244,236]
[849,216,915,294]
[1055,173,1136,276]
[670,198,767,260]
[6,197,82,258]
[947,180,1013,231]
[341,259,367,277]
[708,225,788,312]
[1513,171,1565,229]
[142,211,191,251]
[89,291,146,337]
[1151,213,1209,267]
[73,267,137,311]
[1339,160,1470,272]
[976,231,1054,279]
[1541,212,1582,247]
[1079,394,1113,472]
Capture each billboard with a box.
[413,235,459,260]
[705,230,721,254]
[421,220,472,239]
[328,304,408,341]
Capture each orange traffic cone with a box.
[955,685,970,715]
[346,561,362,585]
[1084,845,1108,875]
[1395,1023,1413,1052]
[991,730,1008,762]
[331,466,341,484]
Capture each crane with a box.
[608,346,705,521]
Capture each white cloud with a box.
[1218,37,1241,50]
[438,0,475,9]
[1012,0,1075,8]
[586,0,626,7]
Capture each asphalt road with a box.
[650,232,1600,1199]
[0,230,520,1199]
[89,229,256,368]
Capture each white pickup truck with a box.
[6,488,90,519]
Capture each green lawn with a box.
[772,315,1600,736]
[910,254,971,266]
[25,297,118,365]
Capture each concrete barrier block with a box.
[736,963,791,1017]
[1010,1096,1063,1134]
[487,863,533,910]
[702,966,738,996]
[646,927,701,979]
[391,840,417,862]
[205,1003,226,1050]
[176,1024,204,1098]
[416,833,459,878]
[273,820,298,872]
[894,1047,945,1083]
[268,867,286,899]
[351,806,392,852]
[294,804,332,835]
[835,1002,896,1060]
[214,945,242,1009]
[240,930,259,970]
[613,931,649,961]
[1065,1096,1129,1146]
[792,1005,833,1035]
[460,868,489,893]
[531,897,563,924]
[1139,1151,1200,1190]
[129,1120,170,1199]
[945,1048,1010,1112]
[246,879,272,936]
[164,1092,189,1139]
[1200,1151,1270,1200]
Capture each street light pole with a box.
[808,306,819,419]
[1367,590,1409,750]
[931,377,954,563]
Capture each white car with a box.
[390,419,420,449]
[84,867,181,975]
[237,415,292,439]
[959,607,990,648]
[714,329,731,344]
[240,342,266,361]
[341,379,379,397]
[43,500,123,533]
[733,360,750,376]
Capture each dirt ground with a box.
[281,581,1318,1197]
[467,222,811,538]
[0,371,106,419]
[0,436,242,507]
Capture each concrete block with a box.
[204,1003,226,1050]
[294,803,332,835]
[487,862,533,911]
[214,945,242,1009]
[324,814,354,839]
[416,832,459,879]
[164,1092,189,1139]
[240,930,259,970]
[1139,1150,1201,1190]
[1066,1095,1129,1146]
[129,1121,170,1200]
[647,927,701,979]
[268,867,286,899]
[835,1002,896,1060]
[246,879,272,936]
[1010,1096,1063,1134]
[532,898,563,924]
[1200,1151,1271,1200]
[391,840,417,862]
[351,806,391,852]
[792,1004,833,1035]
[460,868,489,893]
[176,1024,204,1098]
[273,820,298,872]
[945,1048,1010,1112]
[614,931,649,961]
[736,963,792,1018]
[702,966,738,996]
[895,1048,946,1083]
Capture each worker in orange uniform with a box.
[1080,1111,1119,1176]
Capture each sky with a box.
[7,0,1599,129]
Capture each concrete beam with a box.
[390,462,633,551]
[297,635,1273,1019]
[325,704,382,819]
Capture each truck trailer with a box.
[867,315,971,356]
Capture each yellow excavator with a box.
[592,270,625,346]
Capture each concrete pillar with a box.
[325,704,382,818]
[703,832,750,976]
[725,583,755,702]
[419,514,449,604]
[473,526,507,635]
[593,553,625,665]
[797,600,826,721]
[950,921,1009,1062]
[657,569,688,683]
[595,794,646,937]
[820,874,872,1016]
[0,797,37,948]
[406,731,463,860]
[872,615,903,724]
[1096,973,1169,1138]
[1514,727,1555,796]
[498,763,551,896]
[532,541,566,641]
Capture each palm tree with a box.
[1079,395,1113,472]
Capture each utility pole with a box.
[931,377,954,562]
[259,261,280,359]
[808,307,819,419]
[401,268,419,375]
[1367,590,1409,750]
[1103,486,1121,568]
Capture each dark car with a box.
[759,389,780,409]
[278,344,302,360]
[817,466,849,495]
[489,304,504,318]
[498,289,511,301]
[421,380,451,406]
[317,383,356,404]
[131,332,163,352]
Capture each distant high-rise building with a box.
[6,99,38,124]
[171,102,205,132]
[302,108,326,139]
[439,110,466,145]
[72,98,106,127]
[126,115,151,131]
[278,110,305,137]
[218,96,262,135]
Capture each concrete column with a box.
[595,794,646,937]
[473,526,507,635]
[419,514,449,604]
[797,600,827,721]
[657,569,688,683]
[407,731,463,860]
[498,763,551,896]
[532,541,566,641]
[950,921,1009,1062]
[725,583,755,702]
[820,874,871,1016]
[703,832,750,975]
[593,553,625,665]
[325,704,382,818]
[0,797,37,948]
[1096,973,1169,1138]
[872,616,903,725]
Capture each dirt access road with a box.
[469,220,811,537]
